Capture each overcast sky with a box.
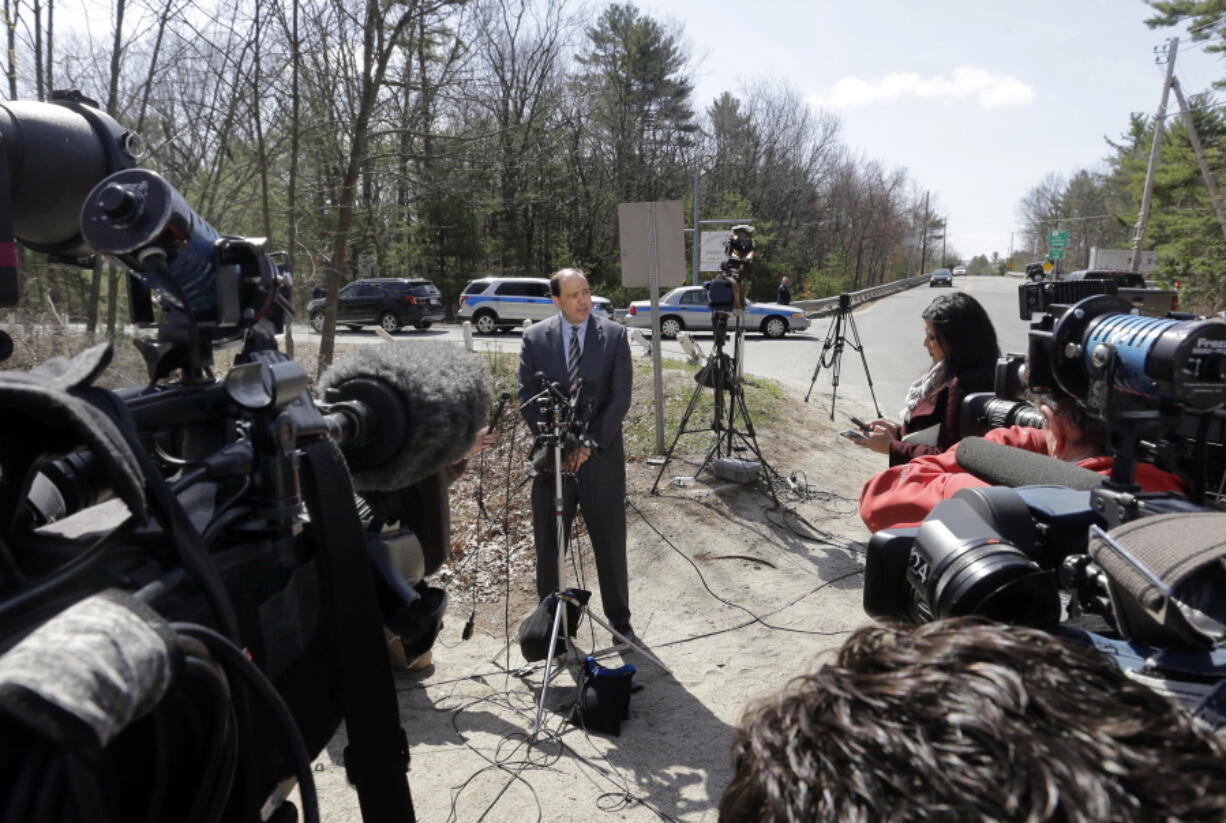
[648,0,1224,262]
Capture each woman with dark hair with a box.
[853,292,999,465]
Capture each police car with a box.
[622,285,810,339]
[458,277,614,334]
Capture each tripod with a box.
[525,378,669,740]
[651,310,780,504]
[804,293,882,421]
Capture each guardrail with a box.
[791,273,930,317]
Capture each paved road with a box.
[290,275,1031,418]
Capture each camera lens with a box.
[908,498,1061,627]
[924,538,1058,625]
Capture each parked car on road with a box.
[929,268,953,287]
[457,277,613,333]
[622,285,810,339]
[952,266,967,276]
[308,278,444,333]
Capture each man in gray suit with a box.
[518,268,636,647]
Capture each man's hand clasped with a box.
[564,444,592,473]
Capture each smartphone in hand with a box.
[847,415,870,432]
[839,429,867,441]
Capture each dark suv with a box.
[308,278,444,334]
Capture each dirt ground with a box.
[312,363,888,822]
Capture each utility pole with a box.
[1170,76,1226,245]
[919,191,930,273]
[1131,37,1178,271]
[940,215,947,265]
[690,172,702,285]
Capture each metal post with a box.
[941,215,947,266]
[919,191,930,273]
[691,173,702,286]
[1170,76,1226,245]
[1131,37,1178,271]
[648,202,665,455]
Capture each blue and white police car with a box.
[622,285,810,339]
[458,277,614,334]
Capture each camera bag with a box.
[518,589,590,662]
[1089,511,1226,649]
[568,655,636,736]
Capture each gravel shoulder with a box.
[314,359,887,821]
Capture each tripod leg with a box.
[531,599,568,739]
[730,389,780,506]
[651,372,711,494]
[588,611,672,675]
[830,315,844,420]
[843,312,882,419]
[804,313,841,403]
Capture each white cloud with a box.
[809,66,1036,110]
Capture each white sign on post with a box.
[699,231,728,272]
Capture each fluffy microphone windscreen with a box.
[957,436,1104,491]
[318,341,490,491]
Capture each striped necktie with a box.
[568,324,581,386]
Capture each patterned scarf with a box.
[900,359,948,422]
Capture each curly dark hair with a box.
[719,618,1226,823]
[922,292,1000,378]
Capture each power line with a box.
[1186,15,1226,37]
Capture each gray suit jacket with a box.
[517,313,632,452]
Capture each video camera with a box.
[0,93,490,821]
[864,284,1226,725]
[706,225,756,313]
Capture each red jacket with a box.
[860,425,1188,532]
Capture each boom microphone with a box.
[957,436,1104,491]
[318,341,490,491]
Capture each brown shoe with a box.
[406,649,433,671]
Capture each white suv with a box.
[457,277,613,333]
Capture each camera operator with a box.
[517,268,637,649]
[718,617,1226,822]
[858,391,1187,531]
[853,293,998,465]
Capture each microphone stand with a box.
[525,376,669,741]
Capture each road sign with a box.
[1047,248,1065,260]
[1042,260,1055,274]
[1048,229,1069,248]
[699,231,728,271]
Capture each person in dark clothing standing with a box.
[776,276,791,305]
[517,268,638,648]
[852,292,998,466]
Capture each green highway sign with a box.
[1048,247,1066,260]
[1048,229,1069,248]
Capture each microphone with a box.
[489,392,511,429]
[318,341,490,492]
[957,436,1104,491]
[534,371,567,403]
